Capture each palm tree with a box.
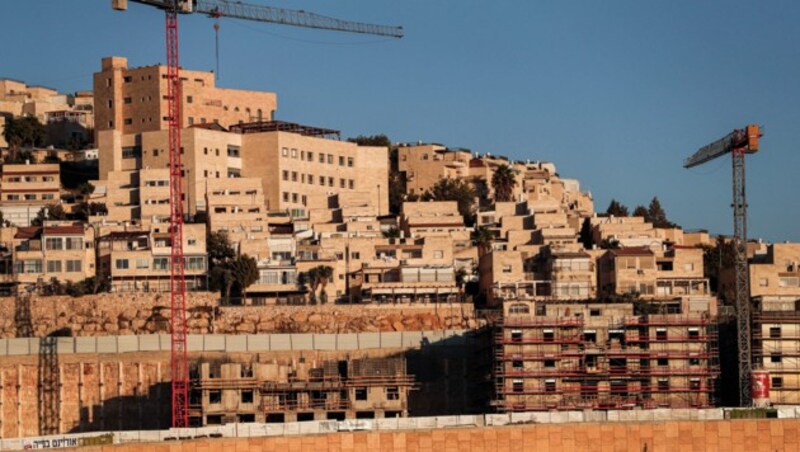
[316,266,334,304]
[491,164,518,203]
[455,267,469,303]
[471,226,495,257]
[305,267,321,304]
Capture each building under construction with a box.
[753,297,800,405]
[190,356,413,425]
[493,298,719,411]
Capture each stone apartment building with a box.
[493,297,719,411]
[0,78,94,148]
[0,223,96,293]
[93,56,275,135]
[0,163,61,226]
[750,243,800,404]
[93,58,388,222]
[191,357,412,425]
[596,245,709,299]
[96,223,207,292]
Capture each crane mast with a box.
[111,0,401,428]
[684,124,761,408]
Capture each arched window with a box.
[509,303,530,315]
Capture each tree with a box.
[426,177,477,226]
[632,205,649,220]
[207,231,236,270]
[2,116,46,150]
[647,197,678,228]
[491,164,518,203]
[455,267,470,302]
[578,217,594,249]
[382,227,401,239]
[605,199,629,217]
[304,265,334,304]
[600,238,621,249]
[699,237,736,303]
[471,226,494,257]
[347,134,391,147]
[31,204,67,226]
[75,202,108,221]
[77,182,95,197]
[227,254,259,300]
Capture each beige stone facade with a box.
[96,223,207,292]
[93,56,276,136]
[0,223,95,290]
[0,163,61,226]
[750,243,800,404]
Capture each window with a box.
[291,148,297,158]
[124,118,132,125]
[115,259,129,270]
[512,361,523,370]
[186,95,193,103]
[543,330,554,342]
[227,145,240,158]
[16,260,43,274]
[772,377,784,388]
[590,308,601,317]
[339,156,345,166]
[123,76,132,83]
[153,149,159,157]
[433,250,444,259]
[511,330,523,342]
[292,193,298,203]
[282,170,289,181]
[689,354,700,366]
[153,258,169,271]
[657,379,670,391]
[327,154,333,164]
[657,357,668,366]
[24,194,36,201]
[544,360,556,368]
[209,390,222,404]
[283,192,289,202]
[42,194,54,200]
[66,238,83,250]
[771,354,782,363]
[319,176,325,186]
[656,329,668,341]
[46,238,64,250]
[688,328,699,340]
[328,177,334,187]
[759,278,769,287]
[351,252,360,259]
[291,172,298,182]
[348,180,354,189]
[121,146,142,159]
[544,380,556,393]
[136,258,149,269]
[355,387,368,400]
[689,379,701,391]
[347,157,354,167]
[340,179,346,188]
[502,265,512,273]
[241,390,254,404]
[282,147,289,157]
[770,327,781,338]
[47,260,62,273]
[386,386,399,400]
[307,151,313,162]
[66,260,82,272]
[779,277,800,287]
[508,303,529,314]
[123,97,132,104]
[512,380,523,393]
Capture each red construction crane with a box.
[110,0,402,428]
[684,124,762,407]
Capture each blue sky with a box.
[2,1,799,242]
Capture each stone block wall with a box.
[0,293,481,338]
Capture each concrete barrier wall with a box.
[5,415,800,452]
[3,407,800,451]
[0,330,471,357]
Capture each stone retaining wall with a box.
[1,293,481,338]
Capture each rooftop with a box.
[229,120,340,139]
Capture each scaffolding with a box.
[191,357,414,425]
[752,308,800,404]
[493,309,719,412]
